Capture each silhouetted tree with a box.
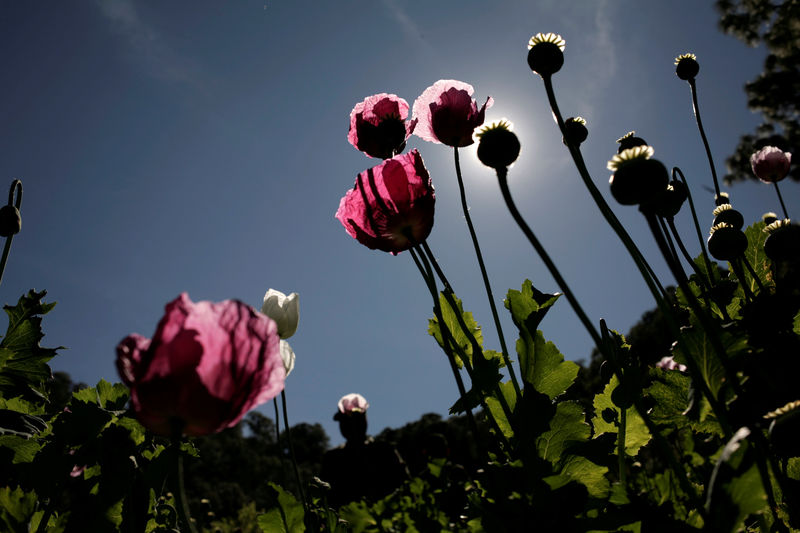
[714,0,799,183]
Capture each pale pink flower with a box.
[656,355,687,373]
[412,80,493,147]
[338,393,369,414]
[348,93,417,159]
[750,146,792,183]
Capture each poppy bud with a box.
[527,33,565,77]
[616,131,648,154]
[476,120,520,170]
[707,223,748,261]
[0,205,21,237]
[563,117,588,146]
[653,180,688,218]
[674,53,699,80]
[712,204,744,230]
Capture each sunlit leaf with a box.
[258,482,305,532]
[592,375,651,456]
[428,291,483,368]
[537,401,589,463]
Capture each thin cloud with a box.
[94,0,201,86]
[379,0,436,56]
[588,0,617,89]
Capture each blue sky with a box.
[0,1,784,445]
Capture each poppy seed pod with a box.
[707,224,748,261]
[607,146,669,206]
[712,204,744,230]
[715,192,730,207]
[616,132,647,154]
[653,180,688,218]
[476,120,520,170]
[563,117,588,146]
[0,205,21,237]
[764,220,800,263]
[675,53,699,80]
[527,33,565,77]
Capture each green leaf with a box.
[0,290,60,403]
[537,401,589,463]
[505,281,577,398]
[558,454,610,499]
[449,350,504,414]
[0,435,41,463]
[96,379,130,411]
[592,375,651,456]
[484,381,517,439]
[0,486,38,533]
[646,367,723,436]
[428,291,483,368]
[258,483,305,533]
[793,310,800,336]
[706,427,768,532]
[735,221,772,294]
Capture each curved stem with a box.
[687,79,721,198]
[0,180,22,289]
[452,148,521,398]
[281,390,309,515]
[496,168,602,349]
[673,167,717,285]
[774,182,790,220]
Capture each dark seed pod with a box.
[0,205,21,237]
[707,224,748,261]
[714,192,730,207]
[563,117,588,146]
[476,121,520,170]
[762,212,779,225]
[712,204,744,230]
[616,132,648,154]
[653,180,688,218]
[764,221,800,263]
[527,33,565,77]
[608,147,669,206]
[675,53,699,80]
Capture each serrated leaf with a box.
[0,290,60,403]
[0,409,47,438]
[258,482,305,532]
[793,310,800,336]
[449,350,504,414]
[646,367,723,436]
[428,291,483,368]
[537,401,589,463]
[735,221,772,294]
[0,435,41,463]
[0,486,38,533]
[505,281,577,398]
[96,380,130,410]
[592,375,651,455]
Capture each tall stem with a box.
[452,147,521,398]
[170,436,198,533]
[774,182,790,220]
[673,167,717,285]
[687,79,721,198]
[281,390,308,515]
[0,180,22,289]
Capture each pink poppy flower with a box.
[412,80,493,147]
[750,146,792,183]
[348,93,417,159]
[656,355,687,373]
[338,393,369,414]
[335,149,435,255]
[116,293,285,437]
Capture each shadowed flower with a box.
[116,293,285,437]
[412,80,493,147]
[750,146,792,183]
[348,93,417,159]
[656,356,687,372]
[261,289,299,339]
[335,149,435,255]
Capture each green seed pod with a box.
[707,224,748,261]
[476,120,520,170]
[616,131,648,154]
[527,33,565,77]
[712,204,744,230]
[675,53,699,80]
[563,117,588,146]
[764,220,800,263]
[608,146,669,206]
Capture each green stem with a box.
[273,398,281,448]
[0,180,22,289]
[408,246,487,450]
[281,389,309,516]
[453,147,521,398]
[687,78,721,198]
[170,439,198,533]
[617,403,627,487]
[673,167,717,285]
[774,182,790,220]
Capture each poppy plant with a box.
[412,80,493,147]
[750,146,792,184]
[335,149,435,255]
[348,93,417,159]
[116,293,285,437]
